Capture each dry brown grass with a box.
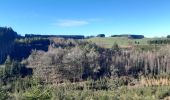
[164,96,170,100]
[141,76,170,87]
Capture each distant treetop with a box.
[0,27,18,42]
[111,34,144,39]
[167,35,170,38]
[96,34,105,37]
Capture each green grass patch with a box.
[86,37,151,48]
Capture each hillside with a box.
[86,37,149,48]
[1,27,170,99]
[86,37,169,48]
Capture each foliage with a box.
[15,37,49,44]
[1,27,170,99]
[0,56,32,84]
[0,85,9,100]
[23,85,52,100]
[0,27,18,64]
[167,35,170,38]
[96,34,105,37]
[0,27,18,42]
[148,38,170,44]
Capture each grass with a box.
[37,85,170,100]
[46,76,170,99]
[0,65,5,68]
[86,37,151,48]
[3,76,170,100]
[140,76,170,87]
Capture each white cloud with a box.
[56,19,89,27]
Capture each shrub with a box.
[97,34,105,37]
[0,86,9,100]
[158,89,170,99]
[23,85,52,100]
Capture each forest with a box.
[1,27,170,100]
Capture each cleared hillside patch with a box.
[86,37,151,48]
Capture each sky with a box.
[0,0,170,37]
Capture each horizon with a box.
[1,0,170,37]
[0,26,169,38]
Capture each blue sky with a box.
[0,0,170,37]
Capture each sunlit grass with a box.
[86,37,151,48]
